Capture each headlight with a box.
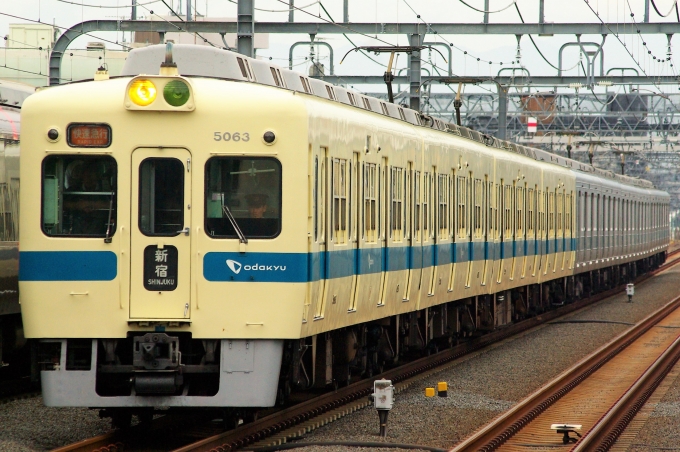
[163,80,190,107]
[128,79,157,106]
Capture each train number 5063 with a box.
[213,132,250,142]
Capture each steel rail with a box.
[573,322,680,450]
[450,276,680,451]
[52,249,679,452]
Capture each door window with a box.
[139,158,184,236]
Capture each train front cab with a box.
[19,76,310,409]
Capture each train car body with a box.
[19,45,669,418]
[0,80,32,369]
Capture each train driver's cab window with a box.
[42,155,117,237]
[205,157,281,238]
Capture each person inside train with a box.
[246,193,268,219]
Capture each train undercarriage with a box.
[34,252,666,428]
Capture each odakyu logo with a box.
[226,259,287,274]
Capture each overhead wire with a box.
[649,0,679,18]
[513,3,559,71]
[135,0,219,49]
[226,0,320,13]
[458,0,517,13]
[582,0,680,113]
[401,0,503,66]
[54,0,161,8]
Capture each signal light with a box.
[163,80,190,107]
[129,79,157,106]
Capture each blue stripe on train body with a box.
[18,240,589,283]
[19,251,117,281]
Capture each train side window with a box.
[548,190,555,237]
[515,184,524,239]
[204,157,281,239]
[456,175,466,240]
[414,171,421,235]
[364,163,377,243]
[438,174,449,238]
[504,184,512,238]
[332,158,348,244]
[42,155,117,238]
[474,178,483,239]
[527,188,535,237]
[557,191,563,238]
[390,167,404,241]
[423,172,430,240]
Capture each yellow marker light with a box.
[128,79,157,106]
[425,387,435,397]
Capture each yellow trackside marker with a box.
[425,387,435,397]
[437,381,448,397]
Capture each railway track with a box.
[52,250,680,452]
[451,288,680,451]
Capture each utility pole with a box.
[237,0,254,57]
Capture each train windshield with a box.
[41,156,117,237]
[205,157,281,238]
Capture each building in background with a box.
[1,20,269,87]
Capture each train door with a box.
[482,178,492,285]
[495,180,504,284]
[349,152,360,311]
[408,170,423,303]
[404,162,415,301]
[130,148,192,319]
[428,168,438,295]
[378,157,388,305]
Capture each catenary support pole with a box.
[644,0,650,23]
[497,84,508,139]
[409,33,423,111]
[344,0,349,23]
[289,0,294,23]
[237,0,254,57]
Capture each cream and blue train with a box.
[19,44,669,424]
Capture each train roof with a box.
[0,79,35,109]
[120,44,656,191]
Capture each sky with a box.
[2,0,680,94]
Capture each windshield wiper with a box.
[222,204,248,244]
[104,189,115,244]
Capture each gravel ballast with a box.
[2,262,680,451]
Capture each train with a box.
[19,43,669,426]
[0,80,33,373]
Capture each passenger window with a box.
[42,155,117,237]
[205,157,281,239]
